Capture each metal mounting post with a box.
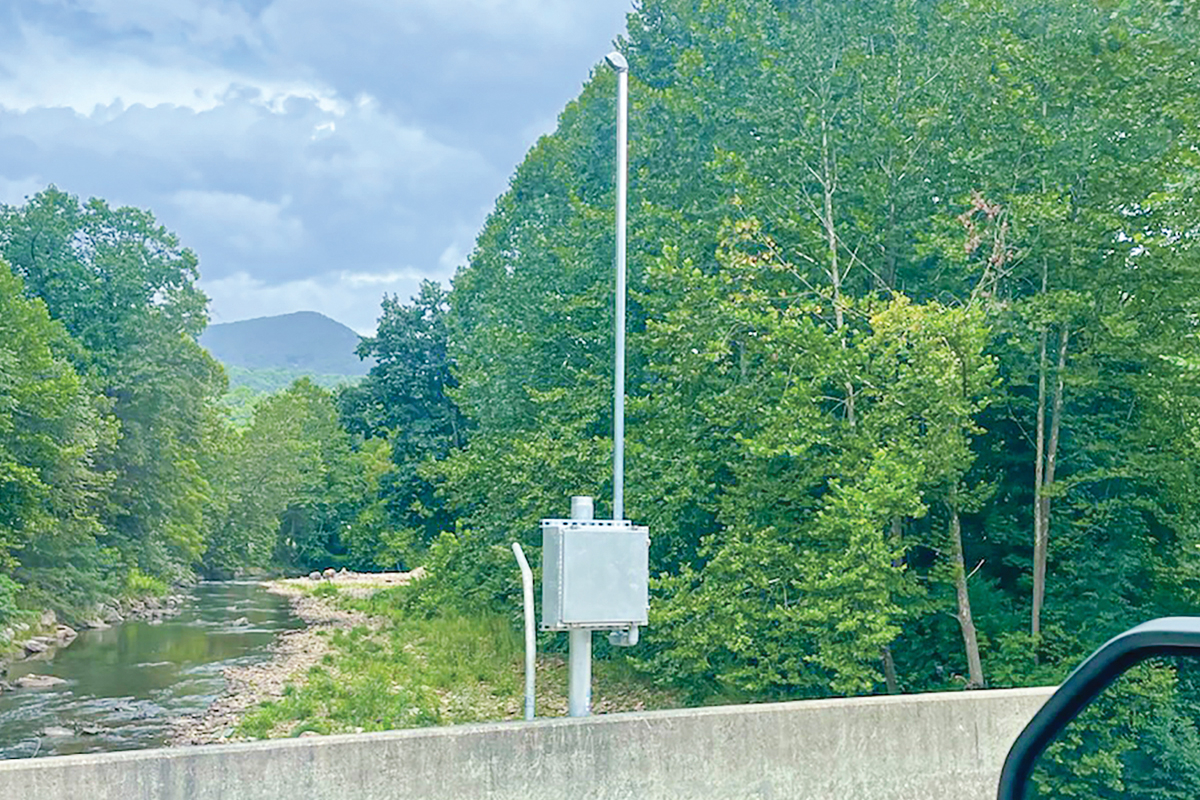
[567,496,593,717]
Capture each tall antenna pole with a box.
[606,50,629,522]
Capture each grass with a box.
[239,586,679,739]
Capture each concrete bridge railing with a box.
[0,686,1054,800]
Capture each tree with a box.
[338,282,466,562]
[205,379,351,576]
[0,258,113,611]
[0,187,224,581]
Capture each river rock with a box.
[102,606,124,623]
[42,725,74,737]
[14,674,67,689]
[56,625,77,645]
[308,571,321,580]
[79,618,110,630]
[23,637,53,656]
[79,724,103,736]
[322,568,336,580]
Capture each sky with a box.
[0,0,635,334]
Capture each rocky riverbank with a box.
[0,592,189,695]
[168,569,423,746]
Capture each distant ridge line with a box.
[201,311,373,377]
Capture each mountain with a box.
[201,311,372,377]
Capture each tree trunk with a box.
[1032,328,1048,638]
[819,118,855,428]
[881,646,900,694]
[881,516,904,695]
[950,500,985,688]
[1032,323,1068,640]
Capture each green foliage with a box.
[1030,658,1200,799]
[224,365,359,395]
[0,574,25,628]
[311,581,340,599]
[0,256,113,613]
[123,567,168,600]
[416,0,1200,703]
[203,379,355,575]
[1,187,225,588]
[336,282,467,565]
[240,586,678,738]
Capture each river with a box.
[0,582,301,759]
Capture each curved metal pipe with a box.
[511,542,535,721]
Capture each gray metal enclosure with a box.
[540,518,649,631]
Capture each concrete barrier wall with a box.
[0,686,1053,800]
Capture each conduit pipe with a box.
[511,542,536,720]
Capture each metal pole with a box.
[568,629,592,717]
[511,542,535,721]
[606,51,629,523]
[568,495,593,716]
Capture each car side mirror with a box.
[998,617,1200,799]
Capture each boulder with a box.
[79,618,110,631]
[41,725,73,737]
[55,625,77,645]
[14,673,67,689]
[308,571,321,581]
[23,637,52,656]
[322,568,336,580]
[38,610,57,628]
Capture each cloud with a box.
[0,0,635,330]
[0,22,342,116]
[171,190,304,254]
[0,175,46,206]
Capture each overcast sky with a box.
[0,0,634,333]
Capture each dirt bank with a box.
[168,569,422,746]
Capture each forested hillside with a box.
[201,312,371,378]
[2,0,1199,708]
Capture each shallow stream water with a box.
[0,581,301,759]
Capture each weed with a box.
[238,584,679,739]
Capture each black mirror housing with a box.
[998,617,1200,800]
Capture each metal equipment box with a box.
[541,519,649,630]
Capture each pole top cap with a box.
[604,51,628,72]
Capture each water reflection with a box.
[0,582,301,759]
